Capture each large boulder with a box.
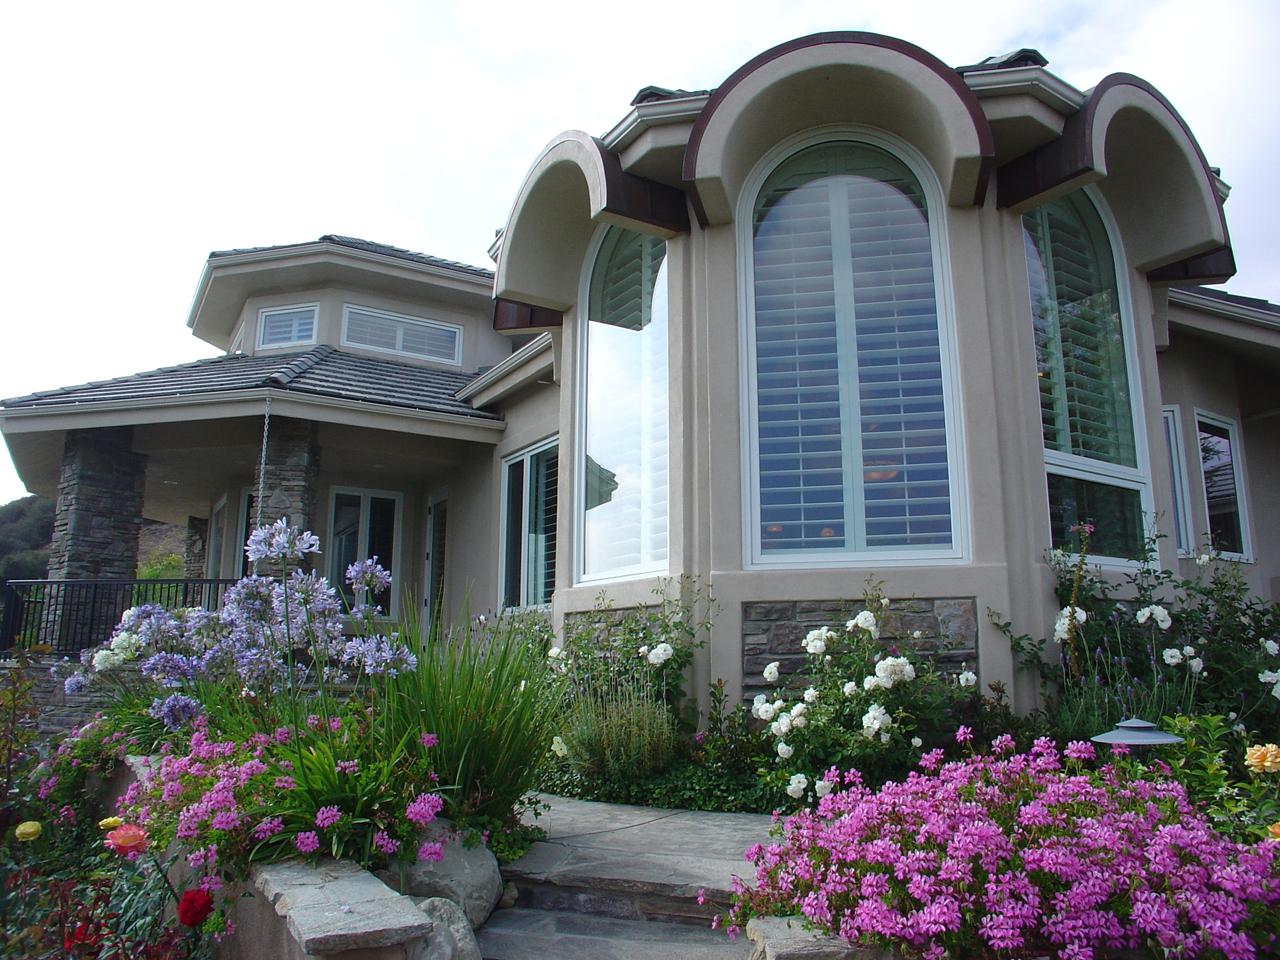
[387,821,502,929]
[412,897,481,960]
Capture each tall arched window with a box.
[1022,190,1146,559]
[745,139,960,561]
[577,227,669,581]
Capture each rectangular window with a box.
[342,305,462,364]
[1046,473,1144,560]
[329,488,401,613]
[258,305,317,348]
[1161,406,1194,555]
[1196,412,1250,559]
[502,441,558,607]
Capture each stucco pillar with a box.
[47,427,147,581]
[184,516,209,579]
[251,415,320,539]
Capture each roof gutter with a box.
[601,94,710,154]
[456,333,554,402]
[1168,288,1280,331]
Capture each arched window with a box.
[745,139,960,561]
[1022,190,1146,559]
[577,227,669,581]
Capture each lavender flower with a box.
[63,674,89,696]
[245,519,321,564]
[373,830,399,855]
[140,651,201,686]
[341,635,418,677]
[294,831,320,854]
[314,805,342,828]
[148,693,203,731]
[405,792,444,827]
[346,558,393,595]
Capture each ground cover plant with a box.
[725,733,1280,959]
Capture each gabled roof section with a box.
[1,347,500,421]
[1171,285,1280,329]
[209,235,493,280]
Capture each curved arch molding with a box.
[493,131,688,326]
[681,31,996,226]
[998,74,1234,284]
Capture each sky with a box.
[1,0,1277,506]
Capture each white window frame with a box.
[229,329,245,355]
[257,303,318,350]
[498,437,559,610]
[736,126,971,569]
[1027,186,1155,569]
[341,303,463,366]
[326,486,405,617]
[1160,405,1195,557]
[1193,408,1253,562]
[573,225,671,586]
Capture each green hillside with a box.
[0,495,54,583]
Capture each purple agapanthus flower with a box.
[63,674,89,696]
[245,519,321,564]
[345,558,393,595]
[148,693,203,731]
[341,635,417,677]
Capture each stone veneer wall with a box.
[1,657,114,736]
[252,416,320,550]
[184,516,209,579]
[742,597,978,701]
[47,427,147,581]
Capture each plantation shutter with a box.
[526,446,558,605]
[582,230,669,578]
[1023,197,1136,468]
[752,142,951,554]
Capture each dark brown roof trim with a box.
[1148,246,1237,286]
[997,73,1233,283]
[493,298,564,333]
[595,139,690,234]
[681,31,997,226]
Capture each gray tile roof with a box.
[1,346,500,421]
[1179,285,1280,317]
[208,235,494,281]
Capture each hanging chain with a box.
[255,395,272,528]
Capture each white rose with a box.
[790,702,807,718]
[1196,554,1212,566]
[880,732,890,744]
[1260,670,1280,685]
[1274,685,1280,702]
[791,715,807,728]
[1182,645,1195,657]
[763,662,780,683]
[912,630,923,640]
[814,778,833,798]
[647,643,674,666]
[806,637,826,656]
[1153,606,1171,630]
[1264,640,1279,656]
[957,671,977,688]
[1162,648,1184,666]
[785,773,808,798]
[911,737,923,748]
[1188,657,1204,675]
[864,675,886,691]
[777,741,794,760]
[757,702,777,722]
[771,714,792,736]
[638,645,650,657]
[752,694,768,718]
[880,598,891,608]
[551,736,568,758]
[803,687,819,703]
[842,681,858,697]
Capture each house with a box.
[2,32,1277,712]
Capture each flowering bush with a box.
[748,583,1005,800]
[726,735,1280,958]
[1005,536,1280,742]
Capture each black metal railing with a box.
[0,579,238,655]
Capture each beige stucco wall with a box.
[232,286,512,375]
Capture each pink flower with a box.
[406,792,444,827]
[314,805,342,829]
[336,760,358,776]
[329,717,342,732]
[274,776,296,790]
[253,817,283,840]
[420,732,439,749]
[955,725,973,744]
[294,831,320,854]
[417,841,444,862]
[1064,741,1096,762]
[374,830,399,855]
[306,714,321,730]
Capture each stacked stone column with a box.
[251,416,321,555]
[46,426,147,648]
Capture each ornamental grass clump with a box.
[725,735,1280,959]
[562,676,679,783]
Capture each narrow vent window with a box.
[258,305,316,348]
[342,305,462,364]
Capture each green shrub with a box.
[382,609,564,825]
[563,677,678,783]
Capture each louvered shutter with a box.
[751,142,952,554]
[582,230,669,578]
[527,445,558,604]
[1023,196,1136,468]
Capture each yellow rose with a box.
[1245,743,1280,775]
[15,821,41,842]
[1268,822,1280,841]
[98,816,123,830]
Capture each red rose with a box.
[177,888,215,928]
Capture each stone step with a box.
[477,907,751,960]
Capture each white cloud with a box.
[1,0,1275,504]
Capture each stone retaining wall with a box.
[741,598,978,701]
[1,656,113,736]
